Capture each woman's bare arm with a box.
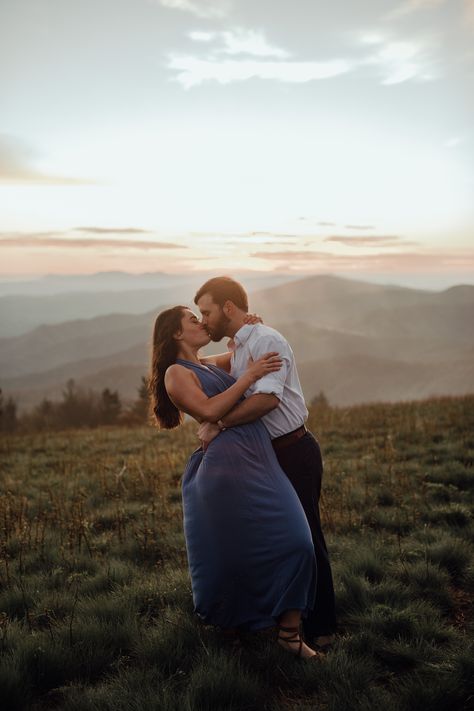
[164,353,280,423]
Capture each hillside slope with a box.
[2,275,473,409]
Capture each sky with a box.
[0,0,473,287]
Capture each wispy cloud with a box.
[188,229,413,248]
[251,250,326,261]
[250,249,474,271]
[188,28,290,58]
[158,0,230,19]
[169,28,352,87]
[168,54,352,88]
[344,224,375,230]
[324,235,420,247]
[185,231,301,250]
[224,239,296,247]
[0,134,93,185]
[359,34,438,84]
[250,231,300,239]
[386,0,446,20]
[168,25,440,87]
[74,226,151,234]
[0,233,186,250]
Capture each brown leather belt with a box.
[271,425,307,451]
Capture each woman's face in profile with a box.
[178,309,211,348]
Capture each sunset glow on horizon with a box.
[1,0,473,286]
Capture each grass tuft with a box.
[336,571,371,614]
[427,539,472,583]
[185,652,264,711]
[345,546,386,583]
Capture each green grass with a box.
[0,395,473,710]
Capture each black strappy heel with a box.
[277,624,304,657]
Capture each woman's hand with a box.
[243,313,264,325]
[244,352,282,384]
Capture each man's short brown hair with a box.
[194,276,249,311]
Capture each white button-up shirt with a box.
[229,323,308,439]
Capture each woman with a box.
[149,306,320,659]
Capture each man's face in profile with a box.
[197,293,231,341]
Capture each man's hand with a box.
[197,421,221,451]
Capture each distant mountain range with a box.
[1,274,473,410]
[0,271,299,337]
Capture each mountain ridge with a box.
[1,274,472,410]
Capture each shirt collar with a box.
[232,323,256,348]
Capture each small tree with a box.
[33,398,57,430]
[99,388,122,425]
[310,390,329,409]
[0,389,18,433]
[58,379,99,428]
[132,376,150,422]
[59,378,79,426]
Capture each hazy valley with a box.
[0,272,473,411]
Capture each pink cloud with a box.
[250,249,474,272]
[0,233,186,250]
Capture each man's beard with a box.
[207,311,231,341]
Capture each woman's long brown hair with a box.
[149,305,186,429]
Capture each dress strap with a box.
[175,358,210,371]
[175,358,235,389]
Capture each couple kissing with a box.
[149,276,336,660]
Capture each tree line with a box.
[0,378,151,434]
[0,382,330,435]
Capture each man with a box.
[195,276,336,650]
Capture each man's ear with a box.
[223,300,234,317]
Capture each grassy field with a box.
[0,395,473,711]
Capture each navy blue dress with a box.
[177,359,316,631]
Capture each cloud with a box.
[250,249,474,271]
[188,230,417,250]
[74,226,152,234]
[0,134,92,185]
[386,0,446,20]
[324,235,420,247]
[250,231,300,239]
[359,35,438,84]
[168,54,353,88]
[158,0,230,19]
[344,225,375,230]
[170,28,354,88]
[189,30,215,42]
[226,239,297,247]
[0,233,186,250]
[188,28,290,58]
[252,250,331,261]
[188,230,308,243]
[168,26,439,88]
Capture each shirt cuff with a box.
[251,385,283,400]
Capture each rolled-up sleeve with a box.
[248,334,290,401]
